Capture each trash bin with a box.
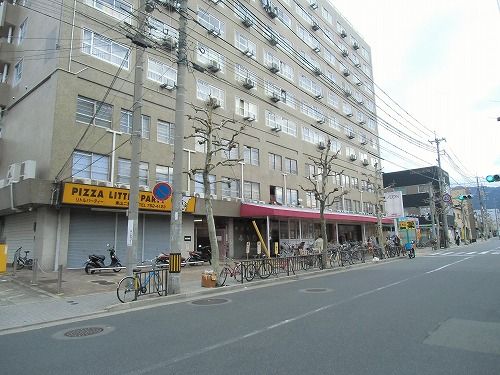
[0,244,7,273]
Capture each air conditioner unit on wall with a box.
[242,17,253,27]
[269,62,280,73]
[206,97,220,109]
[207,60,220,73]
[270,92,281,102]
[243,78,255,89]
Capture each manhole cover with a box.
[53,325,115,340]
[190,298,230,306]
[301,288,332,293]
[64,327,104,337]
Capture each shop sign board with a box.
[61,183,196,213]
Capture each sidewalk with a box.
[0,252,422,333]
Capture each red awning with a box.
[240,203,393,224]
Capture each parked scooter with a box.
[407,241,416,259]
[85,244,122,274]
[186,245,212,265]
[155,252,187,267]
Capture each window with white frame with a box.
[235,97,257,120]
[284,157,298,174]
[222,177,240,198]
[299,51,321,72]
[277,8,292,27]
[297,25,320,50]
[326,70,337,84]
[360,152,368,162]
[328,92,339,108]
[148,16,178,42]
[367,118,376,130]
[234,1,256,23]
[322,7,332,24]
[362,64,371,76]
[279,60,294,82]
[324,48,336,65]
[156,165,172,184]
[147,58,177,85]
[234,64,257,86]
[84,0,132,22]
[296,3,312,24]
[352,177,359,190]
[328,116,341,131]
[72,151,109,181]
[244,181,260,201]
[305,191,317,208]
[197,43,225,73]
[117,158,148,185]
[141,115,150,139]
[221,139,239,160]
[371,157,378,167]
[235,31,256,58]
[157,120,175,145]
[299,74,322,97]
[265,111,297,137]
[18,18,27,45]
[76,96,113,128]
[305,163,315,179]
[342,101,353,116]
[196,80,225,108]
[330,139,342,154]
[366,100,375,112]
[243,146,259,165]
[361,46,370,61]
[264,51,280,70]
[357,111,365,124]
[344,199,352,211]
[351,54,360,68]
[301,100,323,121]
[336,21,344,33]
[194,173,216,195]
[270,185,283,204]
[302,126,325,145]
[197,8,225,37]
[82,29,130,68]
[13,59,23,85]
[269,153,282,171]
[120,109,132,133]
[286,189,298,205]
[264,80,281,97]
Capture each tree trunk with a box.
[319,200,328,267]
[204,171,220,284]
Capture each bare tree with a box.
[186,97,244,285]
[300,138,346,267]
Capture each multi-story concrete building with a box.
[383,166,454,246]
[0,0,386,269]
[450,187,476,243]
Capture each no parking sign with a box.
[152,182,173,202]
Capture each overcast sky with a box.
[331,0,500,186]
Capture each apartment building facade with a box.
[0,0,386,269]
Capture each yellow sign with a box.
[399,222,407,230]
[61,183,196,213]
[399,220,416,230]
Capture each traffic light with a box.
[458,194,473,201]
[486,174,500,182]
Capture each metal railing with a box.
[133,266,169,297]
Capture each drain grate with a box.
[64,327,104,337]
[191,298,230,306]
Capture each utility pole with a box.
[125,0,149,277]
[429,135,449,248]
[373,162,384,246]
[428,183,438,249]
[168,0,188,294]
[476,176,486,239]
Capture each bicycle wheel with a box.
[218,267,228,286]
[153,271,164,296]
[117,276,137,303]
[13,259,25,270]
[301,257,311,271]
[258,261,272,279]
[245,263,256,281]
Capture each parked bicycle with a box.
[12,247,33,270]
[245,254,274,281]
[116,261,165,303]
[219,257,248,286]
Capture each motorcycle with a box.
[186,245,212,265]
[156,252,187,267]
[85,244,122,274]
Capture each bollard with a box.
[31,259,38,285]
[57,264,63,294]
[13,255,17,276]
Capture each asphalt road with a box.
[2,240,500,375]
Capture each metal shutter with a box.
[67,209,116,268]
[143,215,170,261]
[4,212,36,262]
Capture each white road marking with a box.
[492,252,500,255]
[125,258,471,375]
[479,251,491,255]
[441,252,454,255]
[466,252,477,255]
[425,258,471,274]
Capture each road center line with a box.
[425,257,471,274]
